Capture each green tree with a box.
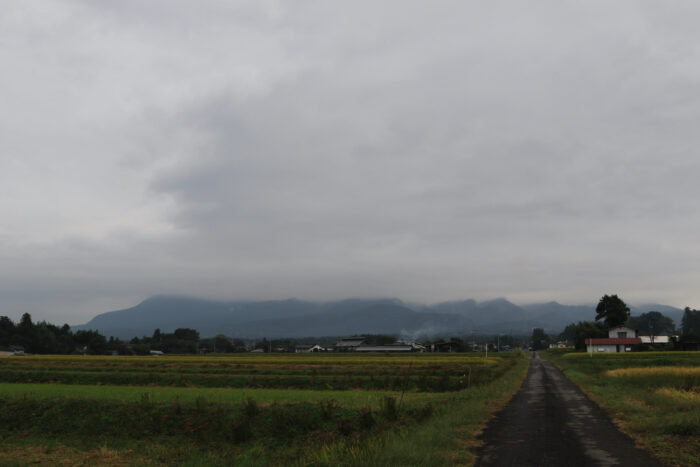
[627,311,675,342]
[255,338,270,352]
[595,294,630,328]
[567,321,607,350]
[531,328,549,350]
[559,323,577,345]
[681,307,700,338]
[213,334,233,353]
[74,330,107,355]
[0,316,15,347]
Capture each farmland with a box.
[0,352,528,466]
[547,351,700,467]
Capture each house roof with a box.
[355,345,413,352]
[335,338,366,347]
[585,338,642,345]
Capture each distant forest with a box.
[0,313,230,355]
[2,306,699,355]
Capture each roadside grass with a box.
[547,351,700,467]
[342,355,530,467]
[0,353,529,466]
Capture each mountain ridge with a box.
[72,295,685,340]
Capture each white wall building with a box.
[586,326,641,353]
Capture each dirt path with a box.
[475,352,662,467]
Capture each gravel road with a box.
[475,352,663,467]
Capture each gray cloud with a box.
[2,1,700,323]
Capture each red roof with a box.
[585,338,642,345]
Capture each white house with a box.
[586,326,641,353]
[608,326,637,338]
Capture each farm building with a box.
[295,344,325,353]
[433,342,459,352]
[2,345,26,356]
[334,337,367,351]
[586,326,641,353]
[585,338,642,353]
[638,335,673,344]
[548,341,571,349]
[355,344,412,352]
[355,342,426,352]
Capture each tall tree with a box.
[681,307,700,338]
[531,328,549,350]
[0,316,15,347]
[571,321,607,350]
[595,294,630,328]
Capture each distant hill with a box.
[72,295,685,340]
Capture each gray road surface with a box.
[475,352,663,467]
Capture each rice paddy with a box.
[0,352,529,466]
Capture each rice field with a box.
[0,352,528,466]
[0,354,507,392]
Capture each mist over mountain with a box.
[72,296,684,340]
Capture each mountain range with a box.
[72,296,685,340]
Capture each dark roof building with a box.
[334,337,366,351]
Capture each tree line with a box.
[0,313,245,355]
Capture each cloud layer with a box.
[2,1,700,323]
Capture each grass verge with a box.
[546,351,699,467]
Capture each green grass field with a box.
[546,350,700,467]
[0,352,529,466]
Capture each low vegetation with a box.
[0,352,528,466]
[0,354,511,392]
[547,350,700,467]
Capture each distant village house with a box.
[586,326,641,353]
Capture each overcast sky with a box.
[2,1,700,324]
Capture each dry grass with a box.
[655,387,700,403]
[0,445,148,466]
[605,367,700,378]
